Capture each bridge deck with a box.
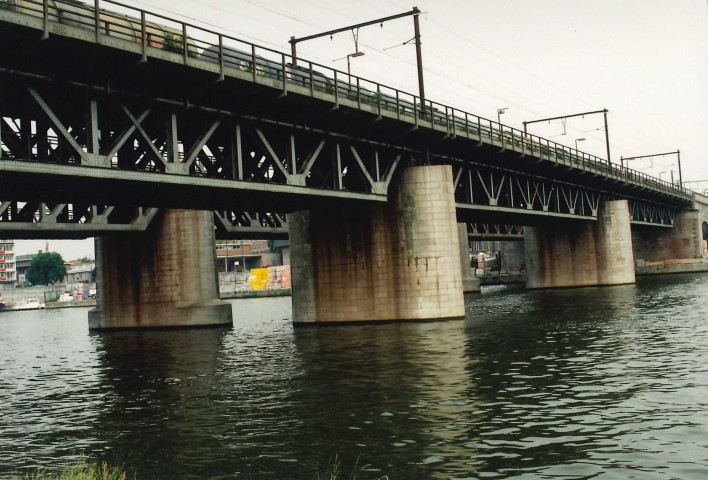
[0,0,694,237]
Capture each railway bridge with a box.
[0,0,700,328]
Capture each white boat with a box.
[12,298,46,311]
[58,293,74,302]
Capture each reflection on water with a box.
[1,276,708,479]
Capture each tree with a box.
[27,252,66,285]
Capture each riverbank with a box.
[45,299,97,309]
[636,258,708,276]
[221,288,291,299]
[477,272,526,286]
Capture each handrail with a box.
[0,0,691,198]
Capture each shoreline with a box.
[3,260,706,312]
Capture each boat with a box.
[58,292,74,302]
[12,298,46,311]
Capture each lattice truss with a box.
[0,201,156,234]
[0,86,407,234]
[214,211,288,239]
[0,200,288,237]
[0,85,678,231]
[0,87,402,192]
[468,223,523,239]
[449,163,676,226]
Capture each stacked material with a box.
[248,266,291,290]
[248,268,268,290]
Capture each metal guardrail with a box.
[0,0,692,198]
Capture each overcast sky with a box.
[13,0,708,260]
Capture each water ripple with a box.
[1,278,708,478]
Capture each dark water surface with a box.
[1,274,708,479]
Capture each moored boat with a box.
[11,298,46,311]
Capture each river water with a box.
[1,274,708,479]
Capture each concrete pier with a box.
[632,210,702,262]
[290,165,465,324]
[88,209,233,329]
[524,200,635,289]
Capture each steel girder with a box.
[450,162,676,227]
[0,83,400,204]
[0,81,680,231]
[467,223,524,240]
[0,200,289,239]
[0,201,157,237]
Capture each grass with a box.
[13,455,385,480]
[15,460,127,480]
[316,455,389,480]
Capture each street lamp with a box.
[497,107,508,125]
[335,51,365,87]
[575,137,586,150]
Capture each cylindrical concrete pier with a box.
[290,165,465,324]
[524,200,635,289]
[88,209,233,329]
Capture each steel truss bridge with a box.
[0,0,694,240]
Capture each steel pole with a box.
[603,109,611,166]
[290,36,297,65]
[413,10,425,112]
[677,149,683,187]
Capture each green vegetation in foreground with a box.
[317,455,389,480]
[13,456,386,479]
[14,461,127,480]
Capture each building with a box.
[0,240,16,287]
[215,240,282,274]
[65,264,94,284]
[14,253,35,287]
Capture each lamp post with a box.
[335,51,365,88]
[575,137,586,150]
[225,242,229,274]
[497,107,508,125]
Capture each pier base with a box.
[88,209,233,329]
[524,200,635,289]
[290,165,465,324]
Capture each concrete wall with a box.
[290,165,465,323]
[636,258,708,275]
[500,241,525,272]
[88,209,232,329]
[695,194,708,255]
[524,200,635,289]
[632,210,701,262]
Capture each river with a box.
[1,274,707,479]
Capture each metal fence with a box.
[0,0,691,198]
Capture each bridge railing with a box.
[0,0,690,198]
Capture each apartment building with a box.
[0,240,16,286]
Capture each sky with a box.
[13,0,708,260]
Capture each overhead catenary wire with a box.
[125,0,684,161]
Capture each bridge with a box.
[0,0,702,328]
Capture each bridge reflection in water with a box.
[1,274,708,478]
